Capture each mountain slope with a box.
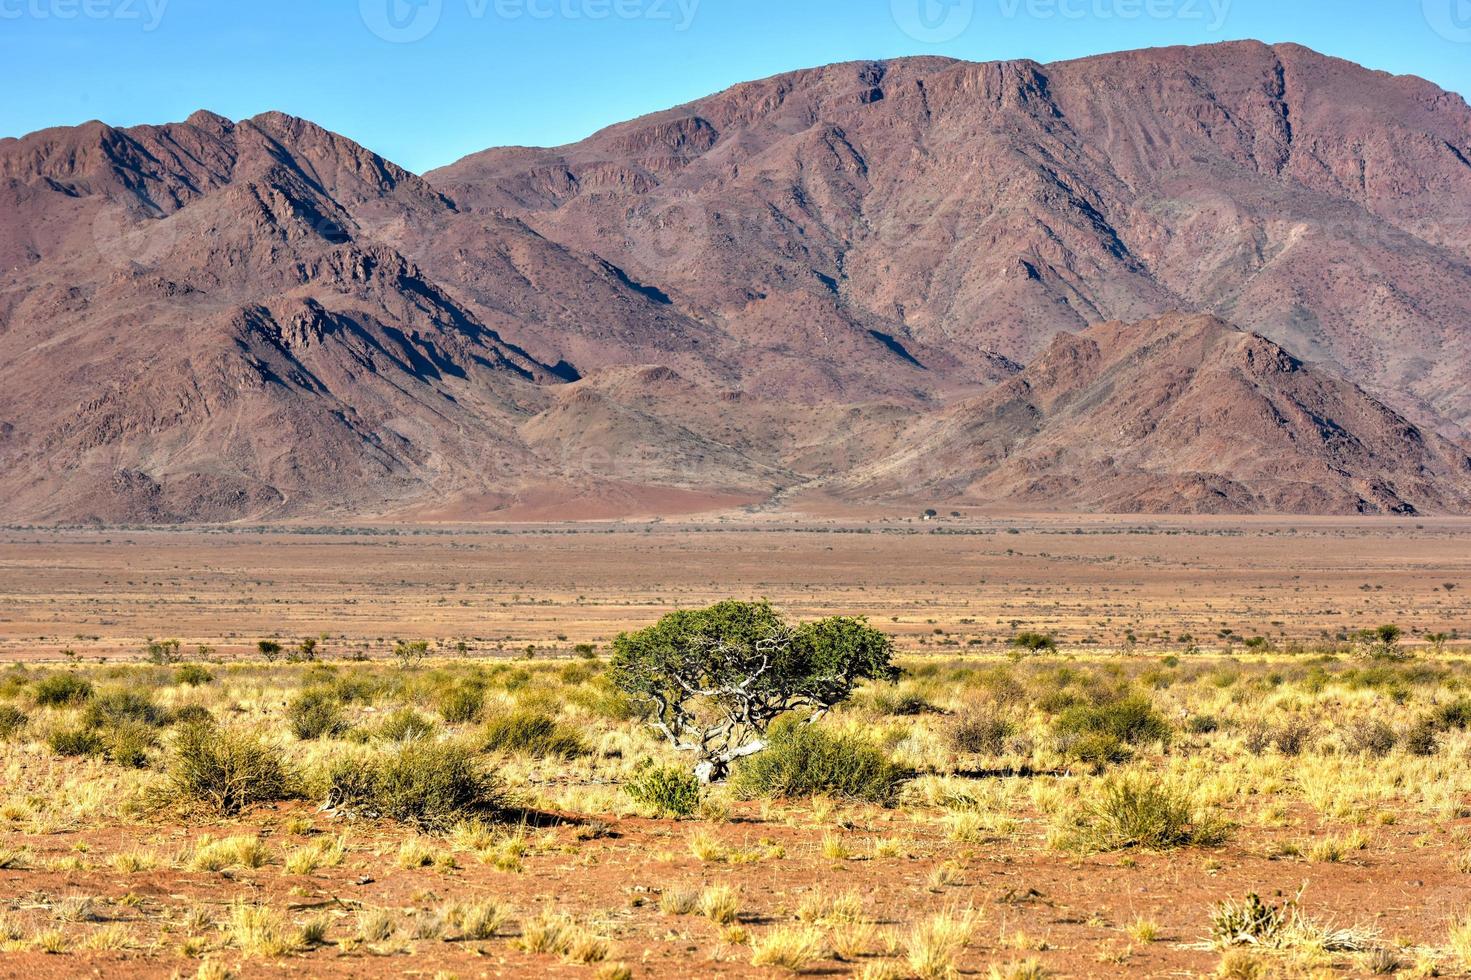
[430,41,1471,437]
[0,111,690,521]
[836,314,1471,514]
[4,41,1471,521]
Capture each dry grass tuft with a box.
[446,901,509,941]
[750,926,827,972]
[699,884,741,925]
[191,835,272,871]
[227,903,304,958]
[906,908,981,980]
[660,887,699,915]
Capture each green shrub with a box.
[866,686,938,717]
[47,726,105,757]
[496,668,533,692]
[323,741,504,829]
[172,704,215,727]
[623,760,701,818]
[0,705,28,740]
[157,722,294,814]
[1036,688,1084,714]
[946,708,1014,755]
[104,720,157,769]
[564,680,636,722]
[1253,718,1315,757]
[1186,714,1219,735]
[1211,893,1286,947]
[175,664,214,687]
[436,685,484,725]
[1345,718,1396,758]
[328,672,384,705]
[375,707,437,742]
[33,673,92,707]
[1402,718,1440,756]
[287,688,347,741]
[82,690,169,730]
[731,719,906,805]
[1011,632,1058,652]
[1056,775,1228,853]
[300,662,338,683]
[1434,699,1471,731]
[610,600,896,783]
[481,710,585,759]
[558,660,598,685]
[1054,694,1171,765]
[0,667,29,701]
[1061,732,1131,767]
[392,640,430,668]
[144,639,182,665]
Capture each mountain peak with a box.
[184,109,234,132]
[3,42,1471,520]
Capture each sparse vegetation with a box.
[1053,775,1228,852]
[623,759,702,817]
[2,571,1469,978]
[750,925,826,972]
[730,716,907,804]
[481,709,585,758]
[1011,632,1058,653]
[0,704,27,740]
[33,672,92,706]
[947,707,1015,755]
[287,687,347,740]
[324,740,504,829]
[156,721,295,814]
[610,600,896,782]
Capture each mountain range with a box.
[2,40,1469,522]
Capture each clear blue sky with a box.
[3,0,1468,174]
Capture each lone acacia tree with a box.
[610,600,896,783]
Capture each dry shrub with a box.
[156,722,295,815]
[324,740,504,829]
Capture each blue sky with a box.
[2,0,1469,173]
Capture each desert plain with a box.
[2,516,1468,660]
[0,516,1468,979]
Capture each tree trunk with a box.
[695,738,769,784]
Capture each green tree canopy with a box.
[609,600,895,782]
